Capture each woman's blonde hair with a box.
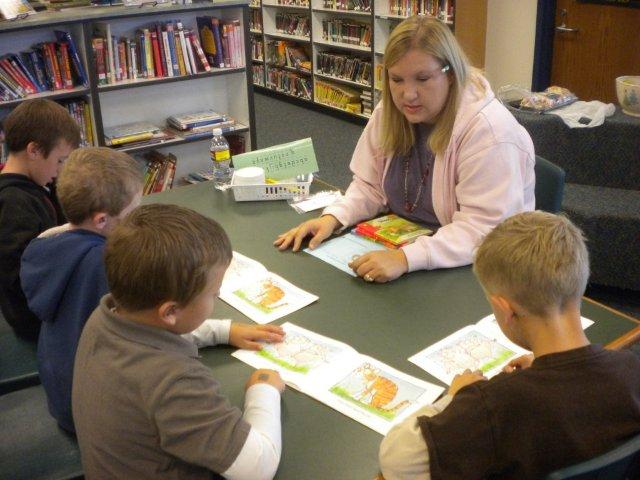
[380,16,472,156]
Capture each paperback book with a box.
[355,214,432,248]
[104,121,159,146]
[233,322,444,434]
[409,314,595,385]
[220,252,318,324]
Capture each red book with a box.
[150,30,164,78]
[92,37,107,85]
[221,23,231,68]
[189,32,211,72]
[155,24,166,77]
[117,41,127,80]
[59,43,74,88]
[47,43,63,90]
[0,58,35,94]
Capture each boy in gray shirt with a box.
[73,204,286,480]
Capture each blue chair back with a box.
[534,155,566,213]
[545,433,640,480]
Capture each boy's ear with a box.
[489,294,516,321]
[158,301,179,328]
[92,212,109,230]
[25,141,43,159]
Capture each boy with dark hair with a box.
[0,99,80,339]
[73,204,285,480]
[21,147,143,432]
[379,211,640,480]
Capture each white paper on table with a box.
[220,252,318,324]
[409,314,595,385]
[233,323,444,435]
[290,191,342,213]
[304,232,387,276]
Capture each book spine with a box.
[130,41,138,80]
[111,36,121,82]
[117,40,127,80]
[155,23,166,77]
[232,20,242,68]
[107,132,154,146]
[173,31,187,76]
[159,30,172,78]
[177,24,192,75]
[183,31,198,74]
[55,30,88,86]
[29,50,50,90]
[13,54,42,92]
[125,38,133,80]
[138,32,147,78]
[83,101,93,145]
[165,24,179,76]
[47,43,63,90]
[189,33,211,72]
[211,18,225,68]
[59,43,74,88]
[221,23,231,68]
[150,31,164,78]
[143,29,155,79]
[196,17,216,66]
[3,56,36,94]
[0,64,25,97]
[92,38,107,85]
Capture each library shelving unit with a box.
[249,0,455,122]
[0,1,256,183]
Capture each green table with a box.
[147,182,639,480]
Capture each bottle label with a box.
[212,149,230,162]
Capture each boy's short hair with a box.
[4,99,81,156]
[57,147,143,224]
[105,204,232,311]
[473,211,589,317]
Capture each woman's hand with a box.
[273,215,341,251]
[349,249,409,283]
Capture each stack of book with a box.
[322,0,370,11]
[360,89,372,116]
[354,214,432,248]
[275,13,310,38]
[267,69,312,100]
[197,16,245,69]
[277,0,309,5]
[0,30,88,102]
[315,80,361,113]
[104,121,174,148]
[139,150,176,195]
[388,0,453,21]
[316,52,371,85]
[47,0,92,9]
[321,19,371,47]
[166,110,237,139]
[61,99,93,147]
[266,41,311,73]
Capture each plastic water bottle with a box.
[210,128,232,190]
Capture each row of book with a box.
[316,52,371,86]
[253,64,265,86]
[276,0,309,6]
[267,69,312,100]
[321,19,372,47]
[266,41,311,73]
[388,0,454,21]
[62,99,94,147]
[91,17,244,86]
[140,150,177,195]
[315,80,361,114]
[250,10,262,31]
[251,38,264,61]
[275,13,311,38]
[322,0,371,11]
[361,89,373,116]
[0,31,88,102]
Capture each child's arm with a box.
[223,370,285,480]
[378,395,453,480]
[182,321,284,349]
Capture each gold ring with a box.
[364,274,373,282]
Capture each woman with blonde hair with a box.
[275,16,535,282]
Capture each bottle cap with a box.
[212,128,223,135]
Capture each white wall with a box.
[484,0,538,91]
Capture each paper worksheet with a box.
[304,232,387,276]
[233,323,444,435]
[409,314,595,385]
[220,252,318,324]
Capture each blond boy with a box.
[379,211,640,480]
[0,99,80,339]
[73,204,285,480]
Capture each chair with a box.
[534,155,566,213]
[0,385,82,480]
[545,433,640,479]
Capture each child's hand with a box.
[246,369,286,393]
[448,369,487,397]
[229,323,285,350]
[503,354,534,373]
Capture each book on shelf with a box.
[61,98,93,147]
[139,150,176,195]
[0,33,87,102]
[47,0,92,9]
[275,12,310,38]
[354,214,432,248]
[166,110,230,131]
[266,41,310,73]
[91,19,222,87]
[267,68,312,100]
[196,16,244,69]
[321,19,371,47]
[388,0,453,21]
[104,121,160,146]
[322,0,370,11]
[315,80,361,113]
[0,0,35,20]
[317,51,371,85]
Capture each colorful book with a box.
[166,109,228,130]
[355,214,432,248]
[54,30,88,86]
[104,121,159,145]
[94,23,115,84]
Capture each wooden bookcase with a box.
[0,2,256,183]
[249,0,469,122]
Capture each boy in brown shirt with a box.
[73,204,286,480]
[379,211,640,480]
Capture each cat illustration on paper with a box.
[250,279,288,310]
[355,363,410,413]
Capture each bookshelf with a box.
[249,0,458,121]
[0,2,256,185]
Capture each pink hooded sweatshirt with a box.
[323,75,535,271]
